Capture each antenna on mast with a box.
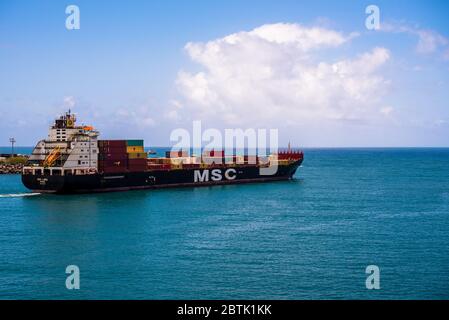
[9,137,16,156]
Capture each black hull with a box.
[22,160,302,194]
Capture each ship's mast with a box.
[53,110,76,129]
[9,137,16,156]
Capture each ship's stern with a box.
[21,171,65,193]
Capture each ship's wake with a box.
[0,193,41,198]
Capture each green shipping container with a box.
[126,139,144,147]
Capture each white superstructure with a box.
[24,111,99,176]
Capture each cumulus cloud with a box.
[115,106,155,128]
[173,23,389,127]
[163,100,183,122]
[380,106,394,116]
[381,22,449,56]
[63,96,76,109]
[415,29,448,54]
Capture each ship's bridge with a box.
[24,111,99,174]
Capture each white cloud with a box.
[248,23,358,49]
[164,110,180,121]
[415,29,448,54]
[381,22,449,56]
[115,106,156,128]
[142,117,155,126]
[63,96,76,109]
[380,106,394,116]
[163,100,183,121]
[173,23,389,127]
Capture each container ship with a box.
[22,111,303,194]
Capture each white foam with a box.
[0,193,41,198]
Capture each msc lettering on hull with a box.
[194,168,237,182]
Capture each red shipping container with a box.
[202,156,224,164]
[128,159,147,165]
[98,140,127,148]
[128,162,147,166]
[127,166,146,170]
[128,158,147,169]
[165,150,188,158]
[128,167,148,172]
[99,153,128,161]
[101,167,127,174]
[148,164,171,170]
[128,164,147,167]
[98,159,128,168]
[202,150,224,157]
[99,146,127,154]
[244,156,258,164]
[276,151,303,161]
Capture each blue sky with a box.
[1,0,449,146]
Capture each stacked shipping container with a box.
[126,140,147,172]
[98,140,147,173]
[276,150,304,161]
[97,143,303,174]
[165,150,188,158]
[98,140,128,173]
[202,150,224,166]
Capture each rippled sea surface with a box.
[1,148,449,299]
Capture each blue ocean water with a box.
[0,148,449,299]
